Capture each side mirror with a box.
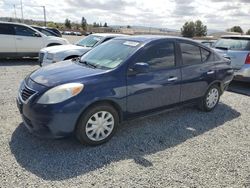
[129,62,149,74]
[34,32,41,37]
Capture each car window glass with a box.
[214,38,250,50]
[180,43,201,65]
[201,48,211,62]
[14,25,36,37]
[0,24,14,35]
[135,41,175,70]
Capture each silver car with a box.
[39,33,127,66]
[214,35,250,82]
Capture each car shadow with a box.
[0,58,39,66]
[9,103,240,181]
[228,81,250,96]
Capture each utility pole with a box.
[20,0,24,22]
[13,4,17,19]
[42,6,46,26]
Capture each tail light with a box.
[245,53,250,64]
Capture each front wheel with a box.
[75,104,119,146]
[199,85,221,112]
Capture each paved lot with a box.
[0,59,250,188]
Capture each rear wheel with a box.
[199,84,220,112]
[75,104,119,146]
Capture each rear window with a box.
[214,38,250,51]
[0,24,14,35]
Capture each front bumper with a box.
[16,81,87,138]
[39,51,62,67]
[234,64,250,82]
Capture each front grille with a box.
[21,85,36,102]
[38,52,45,63]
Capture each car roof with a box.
[114,35,199,44]
[0,21,29,26]
[221,35,250,39]
[92,33,128,38]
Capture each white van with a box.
[0,22,69,58]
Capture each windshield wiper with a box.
[79,60,97,69]
[215,46,229,50]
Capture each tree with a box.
[103,22,108,27]
[181,21,196,38]
[65,18,71,29]
[81,17,87,31]
[246,29,250,35]
[194,20,207,37]
[229,26,243,33]
[47,22,57,28]
[127,25,131,29]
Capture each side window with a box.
[201,48,211,62]
[0,24,14,35]
[180,43,201,65]
[14,25,36,37]
[135,41,175,70]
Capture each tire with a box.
[199,84,221,112]
[75,104,119,146]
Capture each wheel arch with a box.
[47,43,62,47]
[206,80,224,95]
[75,99,124,131]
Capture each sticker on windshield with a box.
[94,37,101,41]
[123,41,139,47]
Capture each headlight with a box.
[37,83,84,104]
[47,53,55,60]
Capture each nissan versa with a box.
[17,36,234,145]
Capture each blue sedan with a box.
[17,35,234,145]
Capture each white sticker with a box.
[94,37,101,41]
[123,41,139,47]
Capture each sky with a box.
[0,0,250,32]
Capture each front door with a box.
[126,40,181,114]
[13,25,43,53]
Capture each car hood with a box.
[42,44,91,54]
[30,60,106,87]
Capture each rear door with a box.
[13,25,43,53]
[126,40,181,114]
[179,41,216,101]
[0,23,16,53]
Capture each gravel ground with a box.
[0,59,250,188]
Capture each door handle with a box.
[207,70,215,75]
[16,38,22,40]
[168,76,178,82]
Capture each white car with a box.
[39,33,127,66]
[0,22,69,58]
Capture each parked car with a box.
[214,35,250,82]
[44,27,62,37]
[0,22,69,58]
[39,33,127,66]
[201,40,216,48]
[17,36,233,145]
[32,26,60,37]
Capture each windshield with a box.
[76,35,103,47]
[79,39,141,69]
[214,38,250,50]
